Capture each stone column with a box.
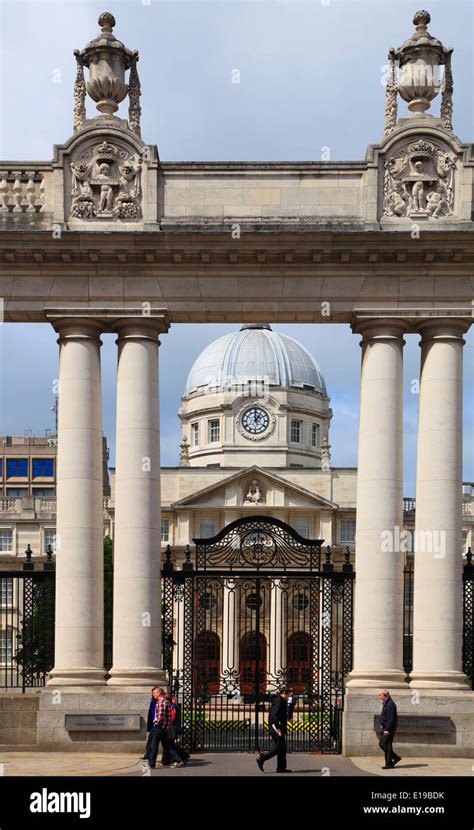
[48,317,106,685]
[108,315,169,686]
[410,319,470,689]
[346,318,407,688]
[269,579,286,687]
[221,577,240,695]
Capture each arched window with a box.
[239,632,266,694]
[194,631,220,693]
[287,632,312,693]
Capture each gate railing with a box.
[463,548,474,689]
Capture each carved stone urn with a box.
[76,12,136,116]
[394,10,451,114]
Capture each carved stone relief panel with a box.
[68,138,142,221]
[382,138,457,220]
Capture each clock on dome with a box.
[241,406,270,435]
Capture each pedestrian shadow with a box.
[391,763,430,770]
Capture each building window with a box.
[245,593,263,612]
[311,423,320,448]
[33,488,55,497]
[6,488,29,498]
[293,593,309,612]
[340,519,356,543]
[191,423,199,447]
[199,592,217,611]
[0,530,13,552]
[293,517,310,538]
[0,578,13,607]
[32,459,54,478]
[44,529,57,552]
[161,518,170,543]
[290,420,302,444]
[6,459,28,478]
[463,530,469,554]
[199,517,216,539]
[208,419,220,444]
[0,630,13,664]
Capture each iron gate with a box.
[162,516,354,754]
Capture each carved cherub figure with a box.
[96,162,114,211]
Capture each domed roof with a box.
[184,324,327,397]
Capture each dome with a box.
[184,324,327,397]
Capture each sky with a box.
[0,0,473,495]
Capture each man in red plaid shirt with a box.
[147,688,183,769]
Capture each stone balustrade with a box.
[0,166,52,218]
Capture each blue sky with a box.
[0,0,473,494]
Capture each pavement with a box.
[0,752,472,777]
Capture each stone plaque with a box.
[65,714,141,732]
[373,715,451,734]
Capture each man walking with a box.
[256,686,294,773]
[140,686,160,761]
[378,690,402,769]
[147,688,184,769]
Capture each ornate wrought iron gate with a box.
[162,516,355,754]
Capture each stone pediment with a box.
[171,466,338,510]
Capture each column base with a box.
[46,668,107,686]
[345,669,408,689]
[107,668,168,687]
[409,671,471,690]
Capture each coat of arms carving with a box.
[70,140,142,220]
[382,140,456,220]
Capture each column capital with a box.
[115,314,169,344]
[351,316,409,344]
[46,313,103,343]
[415,316,471,345]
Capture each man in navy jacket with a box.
[140,687,160,760]
[378,690,402,769]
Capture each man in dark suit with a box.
[140,686,160,761]
[378,690,402,769]
[256,686,295,773]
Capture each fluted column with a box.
[347,318,407,688]
[108,315,169,686]
[410,319,470,689]
[48,317,106,685]
[221,577,240,695]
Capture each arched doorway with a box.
[287,632,312,693]
[239,631,267,695]
[194,631,220,694]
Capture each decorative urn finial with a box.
[384,10,453,135]
[73,12,141,136]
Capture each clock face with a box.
[241,406,270,435]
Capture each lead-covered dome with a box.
[184,324,327,397]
